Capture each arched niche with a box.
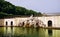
[48,20,52,27]
[6,21,8,26]
[11,21,13,26]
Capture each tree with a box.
[0,0,4,2]
[0,0,43,18]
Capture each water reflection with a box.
[0,27,4,37]
[48,29,52,36]
[4,27,13,37]
[0,27,60,37]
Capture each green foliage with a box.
[0,0,4,2]
[0,0,43,18]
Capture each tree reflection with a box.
[0,27,4,37]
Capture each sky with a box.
[5,0,60,14]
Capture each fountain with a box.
[19,15,46,28]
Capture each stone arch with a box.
[6,21,8,26]
[48,20,52,27]
[22,22,24,26]
[11,21,13,26]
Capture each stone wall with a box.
[14,17,28,26]
[0,16,60,27]
[4,18,16,26]
[0,19,4,26]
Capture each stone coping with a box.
[0,26,60,29]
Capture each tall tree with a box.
[0,0,43,17]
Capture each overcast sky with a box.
[5,0,60,14]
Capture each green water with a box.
[0,27,60,37]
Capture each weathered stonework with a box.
[0,19,4,26]
[0,15,60,28]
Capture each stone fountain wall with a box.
[0,16,60,28]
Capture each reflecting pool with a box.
[0,27,60,37]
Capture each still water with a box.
[0,27,60,37]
